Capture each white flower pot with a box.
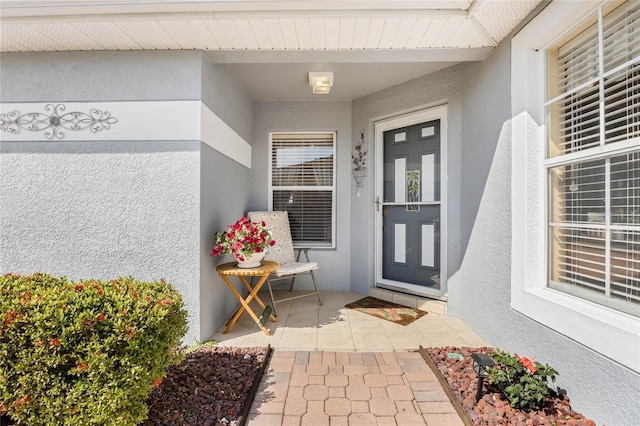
[234,251,266,268]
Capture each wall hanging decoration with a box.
[352,130,368,196]
[0,103,118,140]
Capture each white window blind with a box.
[547,2,640,157]
[546,1,640,316]
[270,132,336,247]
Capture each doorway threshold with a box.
[369,287,447,316]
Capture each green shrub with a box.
[0,272,188,426]
[486,349,559,411]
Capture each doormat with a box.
[345,296,428,326]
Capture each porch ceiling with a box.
[0,0,545,101]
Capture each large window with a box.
[512,0,639,372]
[546,1,640,316]
[269,132,336,248]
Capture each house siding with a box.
[0,50,255,345]
[0,138,201,342]
[351,26,638,426]
[453,27,639,426]
[199,56,253,342]
[0,50,201,102]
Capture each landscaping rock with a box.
[142,346,268,426]
[423,346,597,426]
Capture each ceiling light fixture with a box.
[308,72,333,94]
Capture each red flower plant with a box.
[211,216,276,261]
[515,353,538,374]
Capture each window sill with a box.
[512,284,640,372]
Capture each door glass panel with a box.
[394,132,407,142]
[394,222,407,264]
[421,153,435,202]
[394,157,406,202]
[421,126,435,137]
[421,223,436,267]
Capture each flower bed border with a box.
[418,345,474,426]
[236,344,274,426]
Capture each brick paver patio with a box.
[246,350,466,426]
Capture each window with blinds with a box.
[269,132,336,248]
[546,1,640,316]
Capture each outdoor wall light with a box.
[308,72,333,94]
[471,353,496,402]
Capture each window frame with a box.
[511,0,640,373]
[268,131,337,249]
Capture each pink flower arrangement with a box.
[211,216,276,261]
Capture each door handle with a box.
[375,197,389,212]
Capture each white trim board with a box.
[0,100,252,168]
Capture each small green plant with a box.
[486,349,559,411]
[185,338,217,354]
[0,272,188,426]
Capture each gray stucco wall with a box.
[199,56,253,341]
[0,51,205,344]
[199,144,251,342]
[351,67,464,296]
[0,140,201,341]
[1,51,256,344]
[201,56,254,142]
[251,101,352,291]
[0,50,201,102]
[448,29,639,426]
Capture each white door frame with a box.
[374,105,448,299]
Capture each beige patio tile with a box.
[287,307,320,320]
[352,333,393,351]
[317,320,352,334]
[285,315,320,328]
[212,291,486,353]
[388,333,424,350]
[279,328,318,349]
[418,331,467,347]
[444,317,475,332]
[412,318,456,333]
[345,307,377,322]
[379,319,420,334]
[319,305,348,319]
[349,318,383,334]
[458,331,489,347]
[319,291,349,308]
[317,332,356,351]
[416,299,447,315]
[242,328,284,346]
[210,332,246,347]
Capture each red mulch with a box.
[423,346,597,426]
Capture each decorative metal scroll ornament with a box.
[0,104,118,139]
